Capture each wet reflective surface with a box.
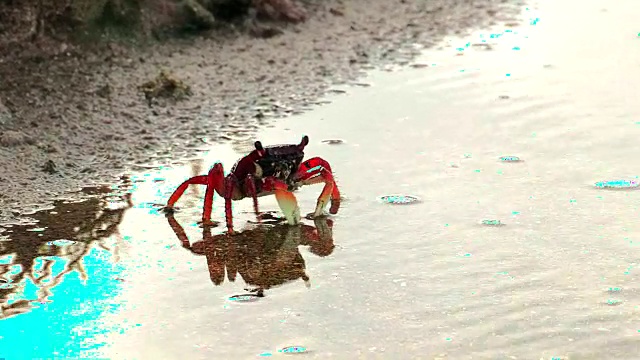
[165,213,335,293]
[0,185,133,357]
[3,0,640,358]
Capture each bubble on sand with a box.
[228,294,261,303]
[481,220,503,226]
[378,195,420,205]
[26,227,46,232]
[46,239,77,246]
[278,346,307,354]
[605,299,623,306]
[594,180,639,190]
[499,156,522,162]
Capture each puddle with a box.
[0,184,134,356]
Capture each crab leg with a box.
[166,213,192,249]
[296,157,341,216]
[202,226,226,285]
[263,178,302,225]
[166,163,225,226]
[244,174,261,220]
[224,176,236,233]
[224,234,238,282]
[299,217,335,257]
[166,175,207,208]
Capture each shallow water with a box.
[3,0,640,358]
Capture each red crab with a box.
[164,136,341,234]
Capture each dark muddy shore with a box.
[0,0,524,224]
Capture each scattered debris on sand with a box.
[138,69,193,106]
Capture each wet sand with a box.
[3,0,640,358]
[0,0,521,224]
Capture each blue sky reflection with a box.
[0,246,126,359]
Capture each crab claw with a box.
[298,135,309,150]
[254,141,265,157]
[263,177,301,225]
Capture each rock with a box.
[42,160,57,174]
[254,0,307,23]
[180,0,217,30]
[207,0,252,20]
[95,0,142,28]
[38,142,60,153]
[249,24,284,39]
[96,84,112,98]
[329,8,344,16]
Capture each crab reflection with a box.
[0,186,133,320]
[166,213,335,295]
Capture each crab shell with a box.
[230,136,309,193]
